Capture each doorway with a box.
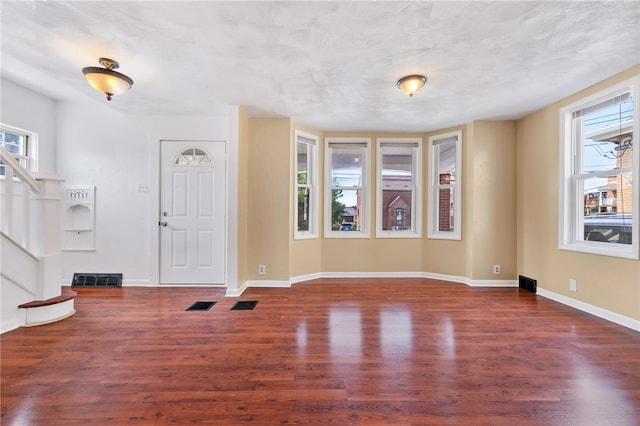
[159,140,226,285]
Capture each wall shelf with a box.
[63,185,96,251]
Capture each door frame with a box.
[158,140,226,285]
[148,129,239,293]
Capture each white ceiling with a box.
[1,1,639,133]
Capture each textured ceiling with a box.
[1,1,639,132]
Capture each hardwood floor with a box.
[2,278,639,425]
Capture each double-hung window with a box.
[376,138,421,237]
[325,138,370,238]
[0,124,36,176]
[294,130,318,239]
[559,78,638,259]
[428,130,462,240]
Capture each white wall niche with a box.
[63,185,95,251]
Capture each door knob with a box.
[159,221,168,227]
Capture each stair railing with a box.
[0,145,41,251]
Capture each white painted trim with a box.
[427,130,462,240]
[423,272,517,287]
[322,271,424,279]
[324,137,371,239]
[1,231,38,261]
[375,137,422,238]
[467,279,518,287]
[20,299,75,327]
[53,270,640,333]
[1,318,20,334]
[245,280,291,288]
[156,284,226,289]
[422,272,470,284]
[558,77,639,260]
[290,272,322,284]
[226,281,248,297]
[294,129,319,240]
[537,287,640,332]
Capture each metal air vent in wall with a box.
[518,275,537,293]
[72,273,123,287]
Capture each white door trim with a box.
[159,140,225,285]
[147,111,239,290]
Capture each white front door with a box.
[160,140,225,285]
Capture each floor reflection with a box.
[380,307,412,357]
[328,305,362,358]
[296,319,307,352]
[438,316,456,356]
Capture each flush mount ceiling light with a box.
[82,57,134,101]
[397,75,427,97]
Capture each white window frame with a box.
[324,137,371,238]
[376,138,422,238]
[428,130,462,240]
[294,130,319,239]
[0,123,38,175]
[559,77,639,259]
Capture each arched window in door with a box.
[174,147,212,166]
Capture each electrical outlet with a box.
[492,264,501,275]
[258,264,266,275]
[570,279,577,292]
[137,183,150,192]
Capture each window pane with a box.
[297,142,309,184]
[332,149,362,187]
[332,189,360,231]
[382,147,412,188]
[297,187,310,232]
[174,148,211,165]
[1,129,28,170]
[582,172,632,244]
[581,97,633,173]
[382,189,412,230]
[438,187,455,232]
[437,141,456,175]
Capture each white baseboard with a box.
[422,272,517,287]
[290,273,322,284]
[59,272,638,332]
[1,318,20,334]
[321,271,424,279]
[422,272,469,284]
[537,287,640,332]
[467,279,518,287]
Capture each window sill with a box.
[427,232,462,241]
[375,231,421,239]
[324,231,370,239]
[559,242,638,260]
[294,232,318,241]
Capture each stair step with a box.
[18,287,77,309]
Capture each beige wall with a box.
[237,66,639,324]
[241,123,518,281]
[517,65,640,320]
[246,118,291,280]
[468,120,517,280]
[421,122,517,280]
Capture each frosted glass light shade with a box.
[82,58,133,101]
[397,75,427,97]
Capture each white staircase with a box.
[1,146,74,333]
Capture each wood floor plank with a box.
[2,278,639,425]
